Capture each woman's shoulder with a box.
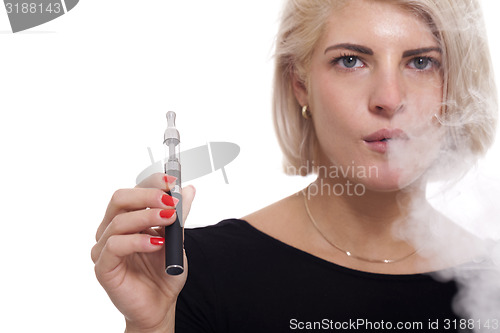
[242,192,309,244]
[183,218,256,247]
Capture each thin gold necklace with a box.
[303,184,418,264]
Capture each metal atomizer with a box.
[163,111,184,275]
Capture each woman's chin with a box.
[360,167,427,193]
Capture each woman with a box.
[92,0,498,332]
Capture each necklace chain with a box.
[303,184,418,264]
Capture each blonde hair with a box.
[272,0,498,177]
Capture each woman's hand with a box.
[91,173,195,332]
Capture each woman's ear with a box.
[292,71,308,107]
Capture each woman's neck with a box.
[305,176,426,263]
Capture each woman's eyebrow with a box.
[324,43,374,55]
[323,44,442,58]
[402,47,441,57]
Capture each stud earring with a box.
[302,105,311,119]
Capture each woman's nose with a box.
[368,68,405,118]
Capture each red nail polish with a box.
[164,175,177,184]
[160,209,175,219]
[162,194,175,206]
[150,237,165,245]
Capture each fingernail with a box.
[162,194,174,206]
[150,237,165,246]
[161,194,179,207]
[164,175,177,185]
[160,209,175,219]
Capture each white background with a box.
[0,1,499,331]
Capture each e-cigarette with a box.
[163,111,184,275]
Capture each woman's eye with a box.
[408,57,438,70]
[332,55,364,69]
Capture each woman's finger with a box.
[137,186,196,239]
[94,234,165,280]
[92,208,177,263]
[96,188,178,242]
[135,172,177,190]
[181,185,196,226]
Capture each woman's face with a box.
[294,0,445,192]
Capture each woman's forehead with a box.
[320,1,438,51]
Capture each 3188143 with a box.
[443,319,499,331]
[5,2,62,14]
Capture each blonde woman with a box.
[92,0,498,332]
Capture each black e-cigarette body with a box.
[164,111,184,275]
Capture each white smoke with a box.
[388,117,500,330]
[427,171,500,326]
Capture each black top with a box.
[176,219,467,332]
